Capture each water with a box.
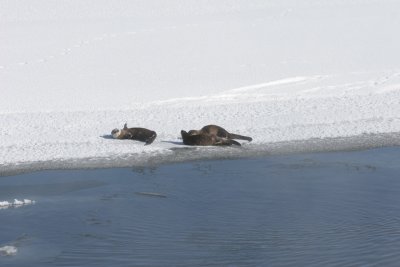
[1,146,400,266]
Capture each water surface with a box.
[1,146,400,266]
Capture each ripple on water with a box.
[1,147,400,266]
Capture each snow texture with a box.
[0,199,36,209]
[1,0,400,174]
[0,246,17,256]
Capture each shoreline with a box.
[2,131,400,177]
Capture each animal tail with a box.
[228,133,253,142]
[145,132,157,145]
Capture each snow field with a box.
[1,0,400,172]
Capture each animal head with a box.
[180,130,189,138]
[111,128,121,139]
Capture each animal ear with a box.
[124,123,128,129]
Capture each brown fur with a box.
[181,130,241,146]
[188,125,252,142]
[111,123,157,145]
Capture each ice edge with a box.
[1,132,400,177]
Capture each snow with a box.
[0,199,35,209]
[13,199,24,206]
[1,0,400,174]
[0,245,17,256]
[0,201,11,207]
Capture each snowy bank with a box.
[1,0,400,174]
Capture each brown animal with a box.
[181,130,241,146]
[188,124,252,142]
[111,123,157,145]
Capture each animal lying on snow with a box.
[181,130,241,146]
[111,123,157,145]
[188,124,252,142]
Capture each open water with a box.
[1,146,400,266]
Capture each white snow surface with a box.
[0,199,35,209]
[1,0,400,174]
[0,245,17,256]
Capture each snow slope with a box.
[1,0,400,174]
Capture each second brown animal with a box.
[188,125,252,142]
[181,125,253,146]
[181,130,241,146]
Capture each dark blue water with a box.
[1,146,400,266]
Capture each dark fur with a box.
[111,123,157,145]
[181,130,241,146]
[188,125,252,142]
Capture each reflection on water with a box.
[1,146,400,266]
